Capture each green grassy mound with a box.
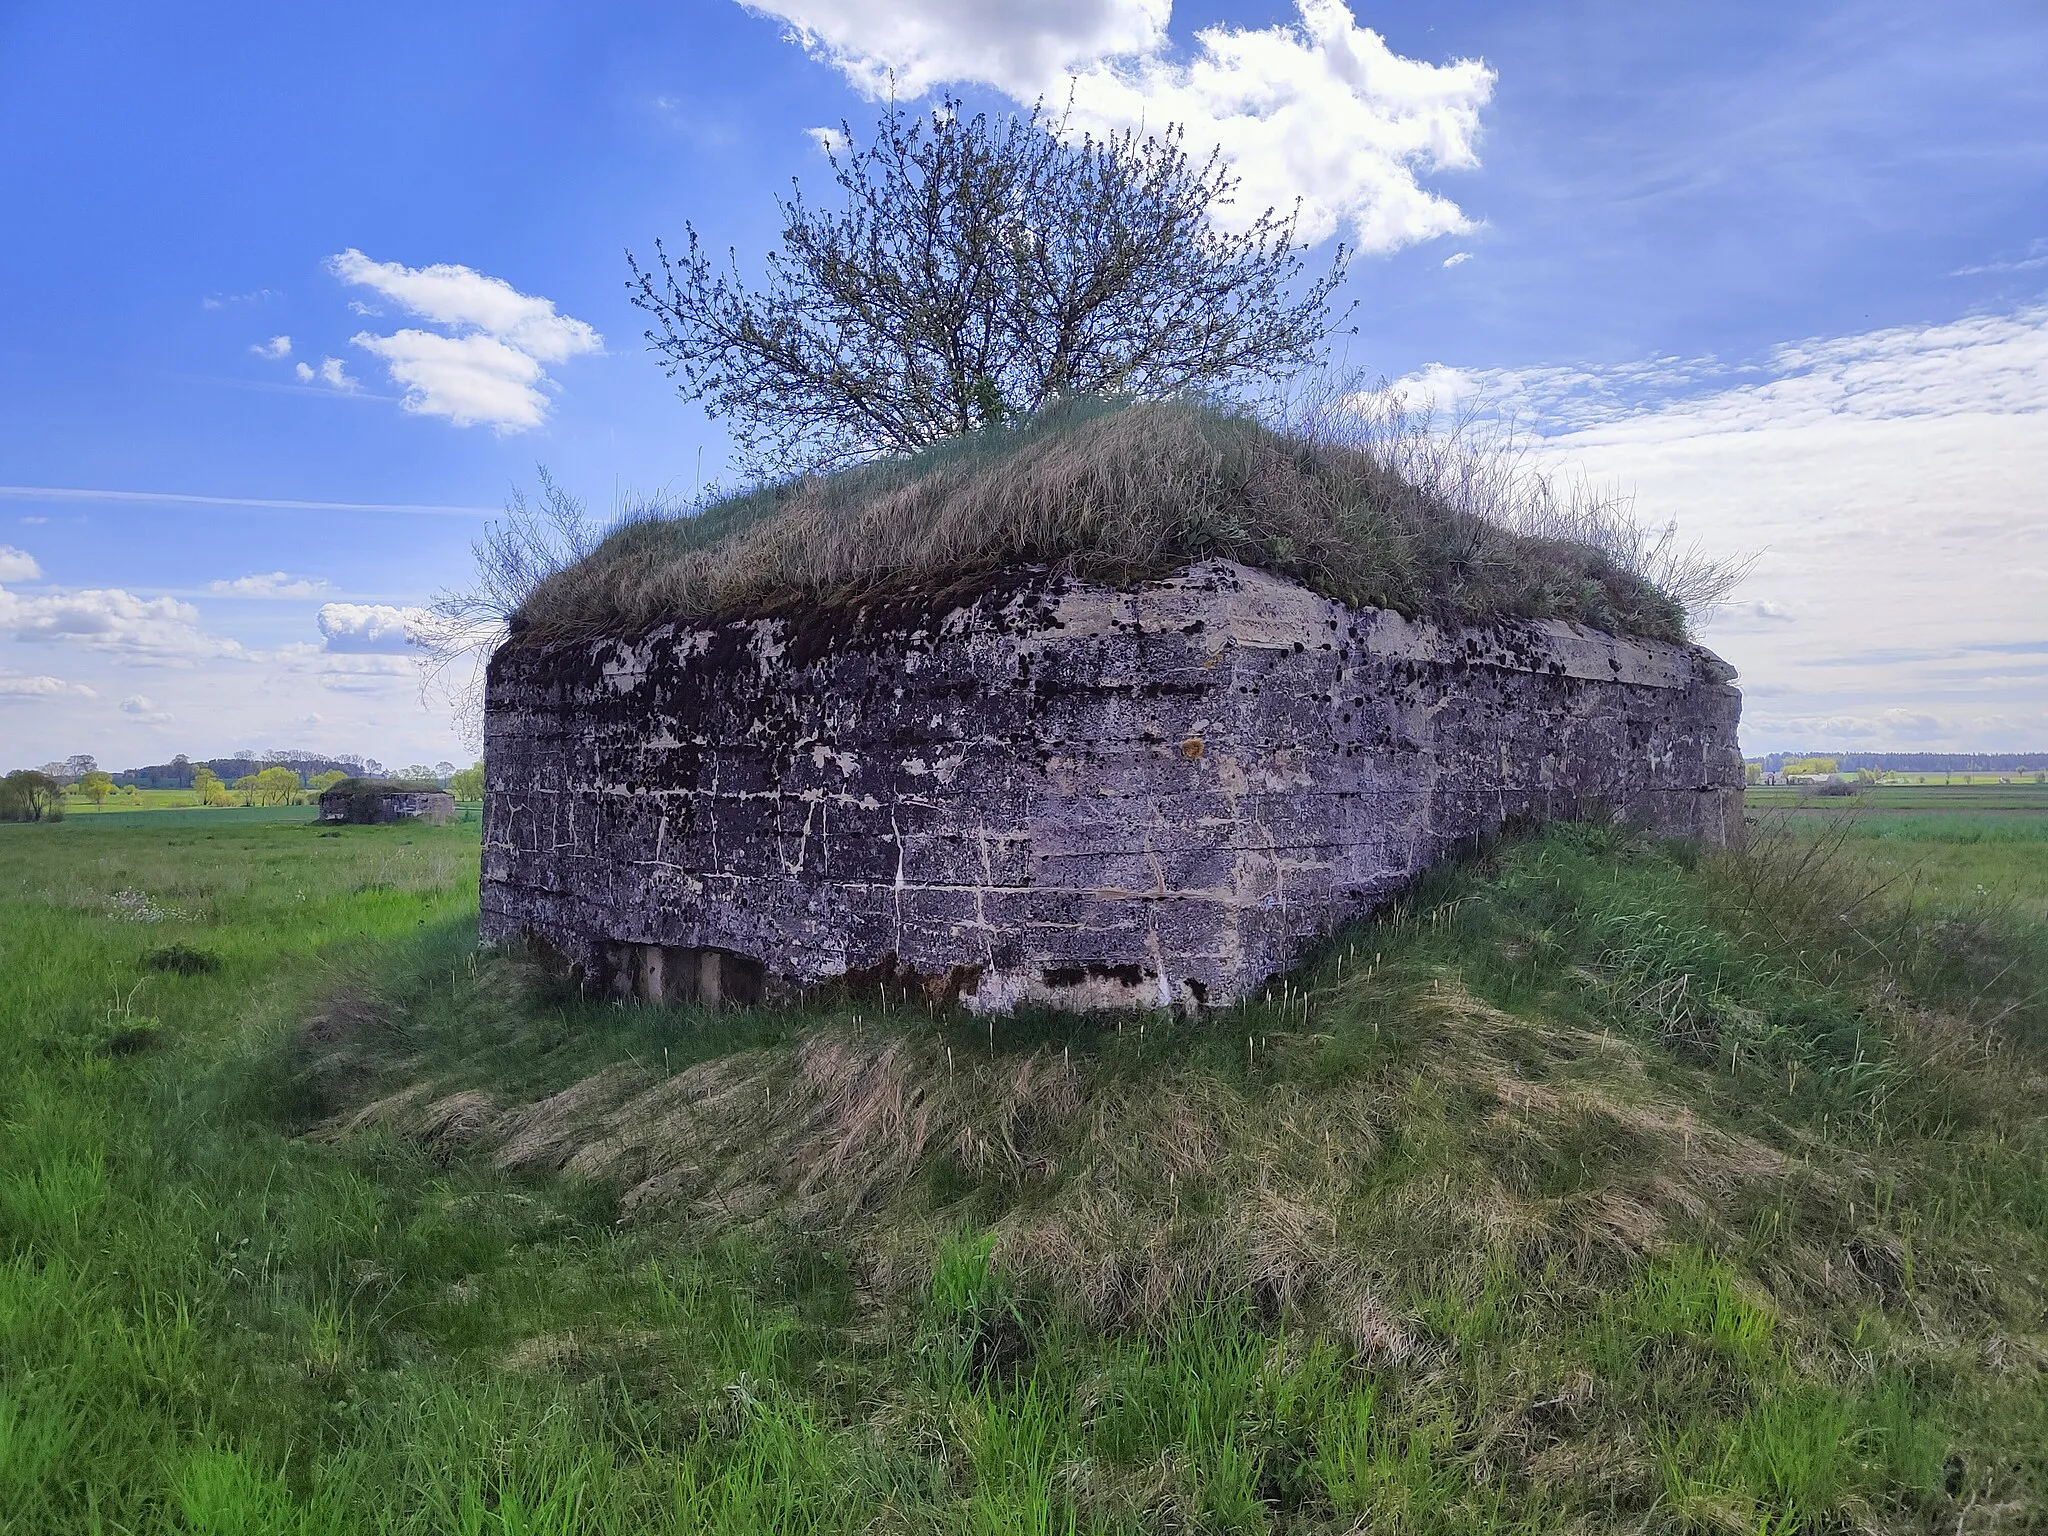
[512,398,1694,646]
[3,812,2044,1532]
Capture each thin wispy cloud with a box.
[329,250,602,432]
[1951,238,2048,277]
[210,572,332,599]
[1393,305,2048,752]
[751,0,1494,252]
[0,487,494,517]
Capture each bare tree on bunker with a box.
[629,97,1351,476]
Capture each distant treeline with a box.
[1754,751,2048,773]
[114,752,385,789]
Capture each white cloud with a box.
[318,602,428,654]
[349,330,549,431]
[1394,305,2048,753]
[1951,238,2048,277]
[251,335,292,360]
[119,694,173,723]
[210,572,332,599]
[0,583,245,662]
[201,288,277,310]
[756,0,1169,97]
[1442,251,1472,268]
[0,546,41,582]
[747,0,1494,252]
[805,125,846,154]
[330,251,601,361]
[0,670,96,700]
[328,250,601,431]
[295,357,358,391]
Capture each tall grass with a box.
[3,812,2044,1531]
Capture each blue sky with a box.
[2,0,2044,769]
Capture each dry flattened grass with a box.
[509,398,1693,646]
[322,978,1816,1353]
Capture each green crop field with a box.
[1745,782,2048,921]
[3,805,2045,1533]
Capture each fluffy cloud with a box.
[1395,305,2048,752]
[251,335,292,360]
[749,0,1493,251]
[0,670,96,700]
[0,583,245,662]
[349,331,549,431]
[0,546,41,582]
[330,250,602,431]
[317,602,428,654]
[211,572,332,599]
[119,694,173,722]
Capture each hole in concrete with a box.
[610,943,768,1008]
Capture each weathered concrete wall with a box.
[480,560,1740,1011]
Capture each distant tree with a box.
[401,765,436,783]
[251,766,302,806]
[65,754,97,781]
[308,770,349,793]
[433,760,456,780]
[191,767,230,807]
[78,770,115,807]
[0,770,64,822]
[448,762,486,802]
[631,97,1350,474]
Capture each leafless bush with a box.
[418,468,611,736]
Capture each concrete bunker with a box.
[319,779,457,825]
[479,558,1741,1012]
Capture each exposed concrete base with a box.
[480,561,1741,1011]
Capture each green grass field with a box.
[1745,781,2048,921]
[2,800,2044,1532]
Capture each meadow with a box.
[1,793,2044,1533]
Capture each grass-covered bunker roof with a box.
[319,778,449,796]
[513,398,1694,647]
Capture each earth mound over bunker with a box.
[481,558,1740,1012]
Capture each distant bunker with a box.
[319,779,457,825]
[480,558,1741,1013]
